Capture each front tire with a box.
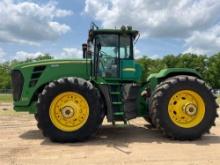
[37,77,103,142]
[34,113,42,130]
[149,75,219,140]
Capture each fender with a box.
[147,68,202,90]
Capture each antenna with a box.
[134,33,140,45]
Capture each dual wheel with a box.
[146,75,218,140]
[36,77,104,142]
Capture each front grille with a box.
[11,70,24,101]
[29,66,46,87]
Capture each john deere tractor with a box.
[11,25,218,142]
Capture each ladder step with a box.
[112,102,122,105]
[111,92,120,95]
[114,112,124,115]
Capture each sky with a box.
[0,0,220,62]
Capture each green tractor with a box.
[11,25,218,142]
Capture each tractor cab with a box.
[83,25,142,82]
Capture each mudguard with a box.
[147,68,202,90]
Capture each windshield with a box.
[95,34,132,59]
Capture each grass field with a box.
[0,94,13,102]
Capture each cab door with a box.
[119,35,138,81]
[95,34,120,78]
[120,59,136,80]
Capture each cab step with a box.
[113,112,124,115]
[110,92,120,95]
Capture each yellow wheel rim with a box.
[49,92,89,132]
[168,90,205,128]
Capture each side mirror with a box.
[82,43,87,58]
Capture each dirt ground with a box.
[0,103,220,165]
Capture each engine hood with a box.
[11,58,92,107]
[12,59,90,70]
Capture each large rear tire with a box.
[149,75,219,140]
[37,77,103,142]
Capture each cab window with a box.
[120,35,132,59]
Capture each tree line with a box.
[0,53,220,90]
[137,52,220,88]
[0,54,52,90]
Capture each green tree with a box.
[0,54,53,90]
[1,52,220,90]
[137,56,166,81]
[205,53,220,88]
[0,64,11,89]
[162,54,179,68]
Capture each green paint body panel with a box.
[15,103,36,114]
[120,60,142,81]
[147,68,201,81]
[146,68,202,92]
[13,59,91,108]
